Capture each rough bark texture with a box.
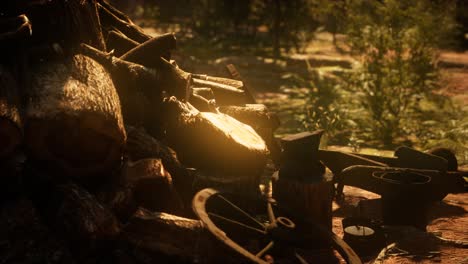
[120,33,177,64]
[124,126,194,207]
[123,159,184,214]
[0,65,22,158]
[24,54,126,178]
[106,30,138,57]
[51,184,121,244]
[97,2,150,43]
[192,78,248,105]
[81,44,191,134]
[123,208,219,263]
[218,104,280,131]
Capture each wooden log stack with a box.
[0,1,286,263]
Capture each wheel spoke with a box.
[217,194,266,228]
[256,241,274,257]
[208,212,267,235]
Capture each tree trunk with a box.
[24,54,126,179]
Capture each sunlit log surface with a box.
[24,54,126,178]
[192,78,249,105]
[163,97,268,179]
[0,66,22,159]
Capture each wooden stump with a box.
[273,131,334,230]
[24,54,126,178]
[273,172,334,230]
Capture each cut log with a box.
[192,74,244,89]
[192,87,215,100]
[24,54,126,178]
[81,44,191,130]
[218,104,280,131]
[163,97,268,181]
[123,158,184,214]
[125,126,194,207]
[98,0,133,24]
[189,93,216,112]
[192,78,248,105]
[106,30,139,57]
[52,183,120,243]
[124,208,221,262]
[120,33,177,64]
[0,65,22,159]
[97,2,151,43]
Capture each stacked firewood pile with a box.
[0,1,281,263]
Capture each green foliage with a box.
[188,0,319,56]
[344,0,456,146]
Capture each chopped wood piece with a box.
[0,65,22,159]
[24,54,126,178]
[193,74,244,89]
[125,126,195,207]
[189,93,216,112]
[192,87,215,100]
[124,159,184,214]
[192,78,248,105]
[97,2,150,43]
[163,97,268,178]
[120,33,177,64]
[124,209,219,262]
[54,183,121,242]
[82,43,190,100]
[98,0,133,24]
[218,104,280,131]
[106,30,138,57]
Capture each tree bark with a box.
[97,2,150,43]
[81,44,191,136]
[106,30,139,57]
[120,33,177,64]
[192,78,248,106]
[123,208,221,263]
[24,54,126,178]
[0,65,22,159]
[123,158,184,214]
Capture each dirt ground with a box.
[333,186,468,264]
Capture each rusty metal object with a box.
[192,188,362,264]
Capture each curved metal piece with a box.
[193,188,270,264]
[192,188,362,264]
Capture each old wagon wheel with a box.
[193,188,362,264]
